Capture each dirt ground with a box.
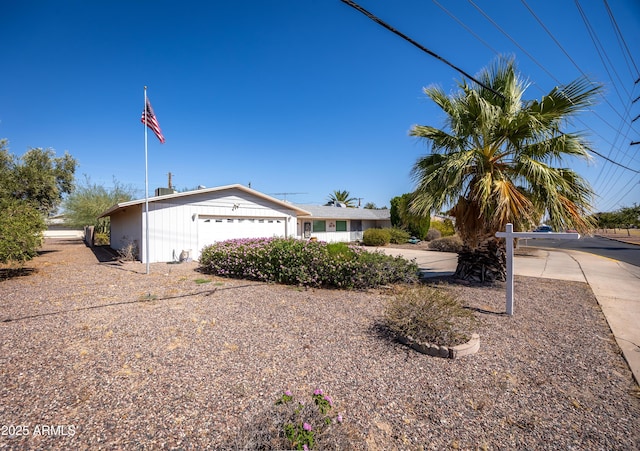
[0,238,638,450]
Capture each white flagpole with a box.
[144,86,150,274]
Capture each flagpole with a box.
[144,86,150,275]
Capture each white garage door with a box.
[198,217,285,248]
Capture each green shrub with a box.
[0,198,45,263]
[233,389,361,449]
[94,232,109,246]
[430,219,456,237]
[384,285,477,346]
[388,227,411,244]
[428,235,463,253]
[199,237,418,289]
[426,228,441,241]
[362,228,391,246]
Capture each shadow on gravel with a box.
[0,283,261,323]
[0,267,38,281]
[89,244,120,263]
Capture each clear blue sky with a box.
[2,0,639,212]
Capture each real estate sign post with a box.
[496,223,580,316]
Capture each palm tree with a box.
[410,57,601,282]
[326,190,357,207]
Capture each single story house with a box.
[98,184,391,263]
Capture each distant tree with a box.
[63,176,136,235]
[390,193,431,239]
[0,139,77,262]
[0,142,76,215]
[617,204,640,236]
[363,202,377,209]
[326,190,356,207]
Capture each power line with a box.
[432,0,640,208]
[574,0,630,104]
[432,0,499,55]
[466,0,640,189]
[604,0,640,79]
[339,0,505,99]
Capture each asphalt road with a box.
[521,235,640,267]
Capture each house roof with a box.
[293,204,390,221]
[98,184,312,218]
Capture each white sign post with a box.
[495,223,580,316]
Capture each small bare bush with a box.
[426,228,441,241]
[117,241,138,261]
[384,285,477,346]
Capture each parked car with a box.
[534,225,553,232]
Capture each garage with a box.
[198,216,287,248]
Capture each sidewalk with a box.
[381,247,640,385]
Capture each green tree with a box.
[410,57,600,282]
[617,204,640,236]
[390,193,431,239]
[0,142,76,215]
[63,176,136,234]
[0,139,77,262]
[326,190,356,207]
[0,198,46,262]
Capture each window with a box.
[336,220,347,232]
[313,220,326,232]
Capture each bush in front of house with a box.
[198,237,418,289]
[362,228,391,246]
[426,228,441,241]
[388,227,411,244]
[428,235,463,253]
[430,219,456,237]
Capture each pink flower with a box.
[313,389,323,395]
[284,390,292,397]
[303,422,312,431]
[337,414,343,423]
[323,395,333,406]
[303,445,309,451]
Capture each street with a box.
[521,235,640,267]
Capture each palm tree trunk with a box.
[453,237,506,283]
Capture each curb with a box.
[594,235,640,246]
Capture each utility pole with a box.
[167,172,173,189]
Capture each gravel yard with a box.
[1,238,638,450]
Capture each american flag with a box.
[141,98,165,143]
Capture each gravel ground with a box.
[0,239,638,450]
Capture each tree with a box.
[410,57,600,282]
[0,139,77,262]
[326,190,356,207]
[0,197,45,262]
[0,142,76,215]
[390,193,431,239]
[63,176,136,235]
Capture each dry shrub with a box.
[384,285,477,347]
[428,235,463,253]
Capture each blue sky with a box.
[2,0,639,212]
